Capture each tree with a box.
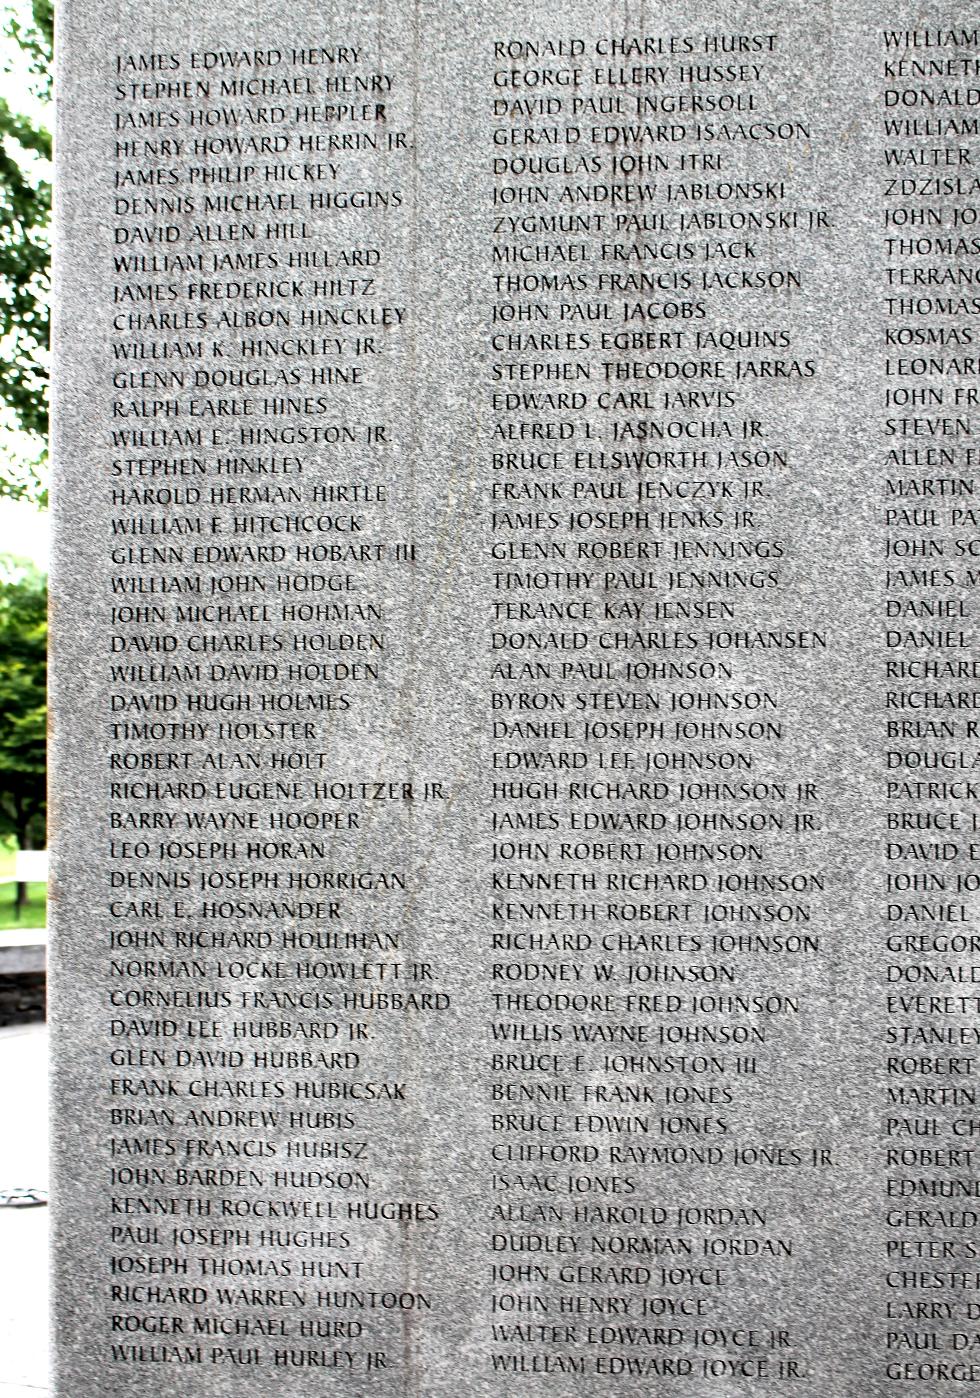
[0,0,52,506]
[0,558,46,911]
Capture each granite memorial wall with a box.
[50,0,980,1392]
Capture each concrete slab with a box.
[0,949,45,975]
[0,930,47,975]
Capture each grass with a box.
[0,879,45,931]
[0,837,47,930]
[0,838,18,880]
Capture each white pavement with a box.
[0,1023,49,1397]
[0,930,46,948]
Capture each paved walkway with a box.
[0,1023,49,1396]
[0,929,46,948]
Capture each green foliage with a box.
[0,0,52,504]
[8,0,52,96]
[0,558,46,852]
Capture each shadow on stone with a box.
[0,974,45,1028]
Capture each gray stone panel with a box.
[50,2,979,1393]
